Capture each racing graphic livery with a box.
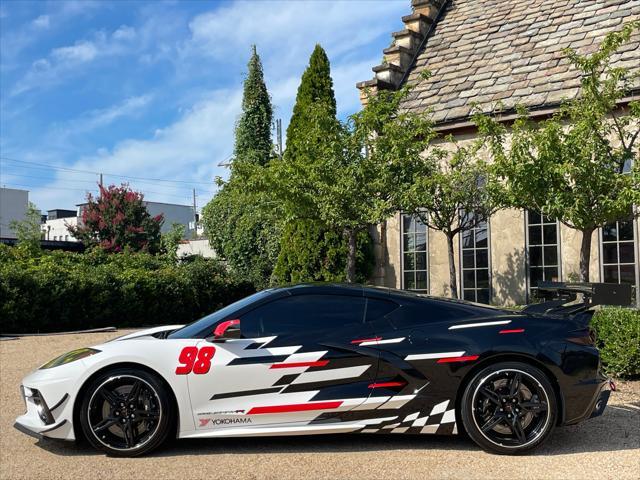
[14,283,624,456]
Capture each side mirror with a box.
[213,319,241,340]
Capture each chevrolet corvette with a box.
[14,282,626,456]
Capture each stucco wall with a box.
[490,208,527,305]
[370,214,402,288]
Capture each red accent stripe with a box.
[368,381,406,389]
[437,355,479,364]
[247,401,343,415]
[269,360,329,369]
[351,337,381,344]
[499,328,525,334]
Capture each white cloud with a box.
[32,15,50,29]
[11,25,137,96]
[47,94,154,145]
[185,1,401,61]
[88,94,153,128]
[113,25,136,41]
[51,40,98,62]
[1,1,105,66]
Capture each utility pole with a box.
[192,188,198,238]
[99,173,103,188]
[276,118,283,158]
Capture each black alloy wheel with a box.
[461,362,557,454]
[79,368,174,457]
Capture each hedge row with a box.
[592,307,640,378]
[0,246,254,334]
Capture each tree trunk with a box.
[579,228,594,282]
[346,228,357,283]
[446,233,458,299]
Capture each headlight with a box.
[40,348,101,369]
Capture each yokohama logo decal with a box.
[199,418,252,427]
[247,401,343,415]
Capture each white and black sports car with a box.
[15,282,625,456]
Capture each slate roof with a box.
[399,0,640,125]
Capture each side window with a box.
[241,295,365,336]
[364,297,399,322]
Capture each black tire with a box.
[79,367,174,457]
[460,361,557,455]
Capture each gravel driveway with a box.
[1,330,639,480]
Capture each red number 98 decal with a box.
[176,346,215,375]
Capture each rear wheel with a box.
[79,368,174,457]
[460,362,557,454]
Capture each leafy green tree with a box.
[202,185,281,288]
[478,22,640,282]
[69,184,163,254]
[399,140,502,298]
[202,46,280,288]
[161,222,185,260]
[10,202,43,256]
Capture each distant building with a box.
[42,209,78,242]
[0,187,29,239]
[177,239,216,259]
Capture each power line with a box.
[0,156,217,187]
[1,180,196,201]
[1,172,103,185]
[1,170,216,194]
[1,182,98,193]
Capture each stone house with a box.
[357,0,640,306]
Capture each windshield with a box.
[168,289,274,339]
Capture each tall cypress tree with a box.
[273,44,373,284]
[283,44,336,164]
[234,45,273,166]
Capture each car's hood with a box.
[109,325,184,341]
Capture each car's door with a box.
[186,290,381,432]
[366,297,473,420]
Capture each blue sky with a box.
[0,0,407,211]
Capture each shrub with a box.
[591,307,640,378]
[0,245,254,334]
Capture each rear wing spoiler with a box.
[523,282,632,316]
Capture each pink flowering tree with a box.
[69,184,164,253]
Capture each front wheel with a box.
[79,368,174,457]
[460,362,557,455]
